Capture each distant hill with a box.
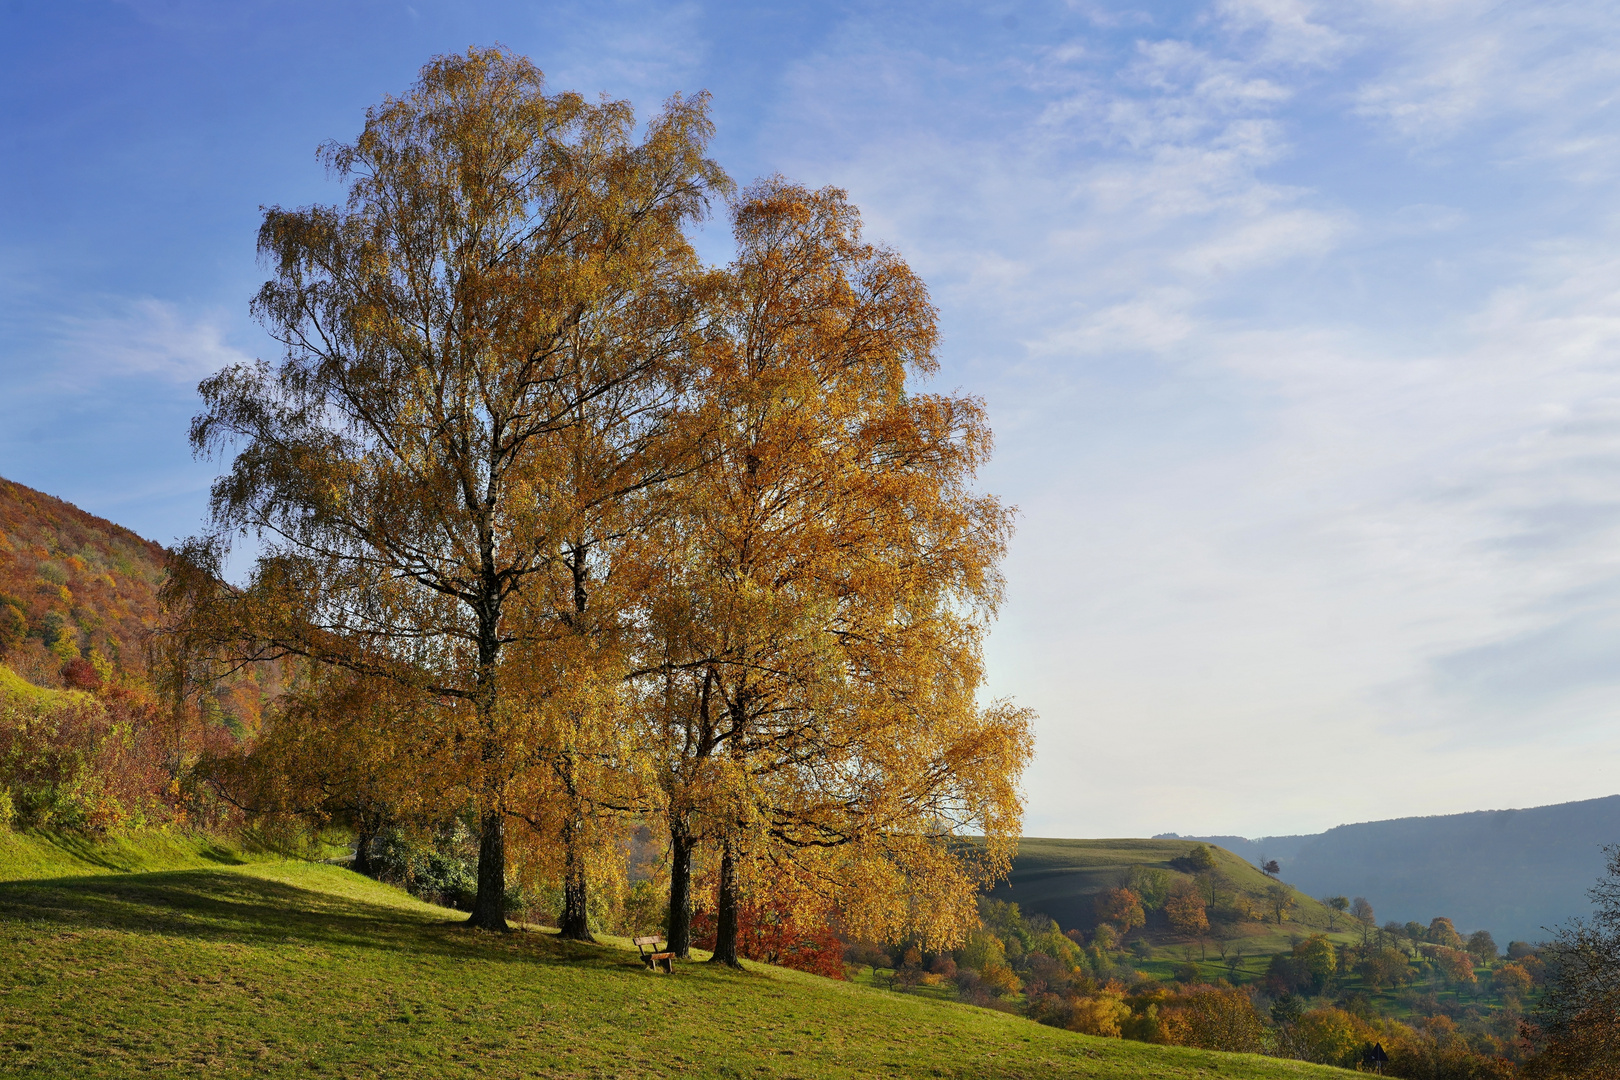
[0,475,168,686]
[1162,794,1620,943]
[989,837,1352,946]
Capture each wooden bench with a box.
[634,935,675,974]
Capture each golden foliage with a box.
[161,49,1033,948]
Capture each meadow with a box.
[0,833,1357,1080]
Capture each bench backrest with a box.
[633,936,664,947]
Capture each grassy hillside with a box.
[0,849,1356,1079]
[0,827,272,882]
[994,837,1351,942]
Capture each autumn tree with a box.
[1527,846,1620,1077]
[1096,886,1146,934]
[1467,928,1498,964]
[635,179,1031,963]
[1165,880,1209,937]
[1350,896,1375,945]
[1494,961,1532,1000]
[200,664,449,872]
[162,47,727,930]
[1356,946,1413,992]
[1322,894,1349,931]
[1428,916,1464,949]
[1426,944,1478,987]
[1264,882,1295,926]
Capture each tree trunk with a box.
[351,818,376,877]
[709,843,741,967]
[466,586,508,931]
[558,807,595,942]
[466,807,508,931]
[668,823,695,958]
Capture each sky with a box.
[5,0,1620,840]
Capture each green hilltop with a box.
[993,836,1352,943]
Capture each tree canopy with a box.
[162,47,1032,954]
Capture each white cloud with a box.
[52,297,250,382]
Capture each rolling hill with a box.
[1165,794,1620,943]
[989,837,1352,946]
[0,833,1354,1079]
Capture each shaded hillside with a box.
[1168,794,1620,942]
[991,837,1349,942]
[0,475,168,686]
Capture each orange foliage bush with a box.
[693,892,846,979]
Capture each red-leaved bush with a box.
[693,892,847,979]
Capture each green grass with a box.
[0,828,272,882]
[0,851,1359,1079]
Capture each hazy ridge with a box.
[1162,794,1620,942]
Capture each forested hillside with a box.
[0,475,167,687]
[0,475,259,832]
[1166,795,1620,941]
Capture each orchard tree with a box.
[1428,916,1464,949]
[1467,929,1498,964]
[1166,880,1210,936]
[163,47,727,931]
[1096,886,1146,934]
[1264,883,1295,926]
[1322,895,1349,931]
[1350,896,1375,945]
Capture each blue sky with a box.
[6,0,1620,838]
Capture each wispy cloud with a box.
[51,297,250,382]
[746,0,1620,835]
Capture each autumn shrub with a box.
[979,961,1022,997]
[1067,988,1131,1037]
[692,892,846,979]
[1493,961,1533,1000]
[60,656,101,691]
[1380,1015,1517,1080]
[1280,1006,1367,1067]
[0,604,24,657]
[1169,844,1217,874]
[0,684,133,830]
[1159,984,1265,1053]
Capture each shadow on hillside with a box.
[34,832,247,871]
[0,868,632,971]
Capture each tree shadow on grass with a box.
[32,831,247,871]
[0,868,642,975]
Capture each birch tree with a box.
[164,47,726,930]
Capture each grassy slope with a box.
[0,853,1356,1080]
[0,828,269,883]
